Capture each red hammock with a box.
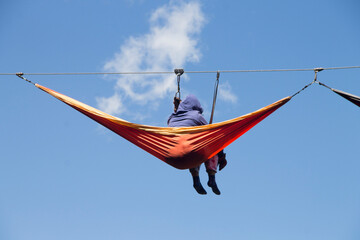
[36,84,291,169]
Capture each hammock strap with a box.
[174,69,184,99]
[291,68,324,98]
[16,72,35,85]
[209,71,220,124]
[317,81,332,90]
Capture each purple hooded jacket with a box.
[167,95,208,127]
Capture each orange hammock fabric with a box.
[36,84,291,169]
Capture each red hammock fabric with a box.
[36,84,291,169]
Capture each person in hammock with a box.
[168,95,227,195]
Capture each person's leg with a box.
[205,156,221,195]
[189,167,207,195]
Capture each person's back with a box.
[168,94,208,127]
[167,95,223,195]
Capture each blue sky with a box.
[1,0,360,239]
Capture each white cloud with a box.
[218,81,238,103]
[96,93,125,115]
[98,1,205,116]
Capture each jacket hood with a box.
[177,94,203,113]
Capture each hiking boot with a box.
[207,175,221,195]
[192,176,207,195]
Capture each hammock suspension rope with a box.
[2,65,360,76]
[174,68,184,99]
[209,71,220,124]
[16,72,35,85]
[291,68,324,98]
[15,67,343,102]
[317,81,332,90]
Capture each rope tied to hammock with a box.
[291,68,324,98]
[174,68,184,99]
[317,81,332,90]
[173,69,184,112]
[209,71,220,124]
[16,72,35,85]
[3,65,359,76]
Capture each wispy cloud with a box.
[218,81,238,103]
[96,93,125,115]
[97,1,206,116]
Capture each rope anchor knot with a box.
[16,72,35,85]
